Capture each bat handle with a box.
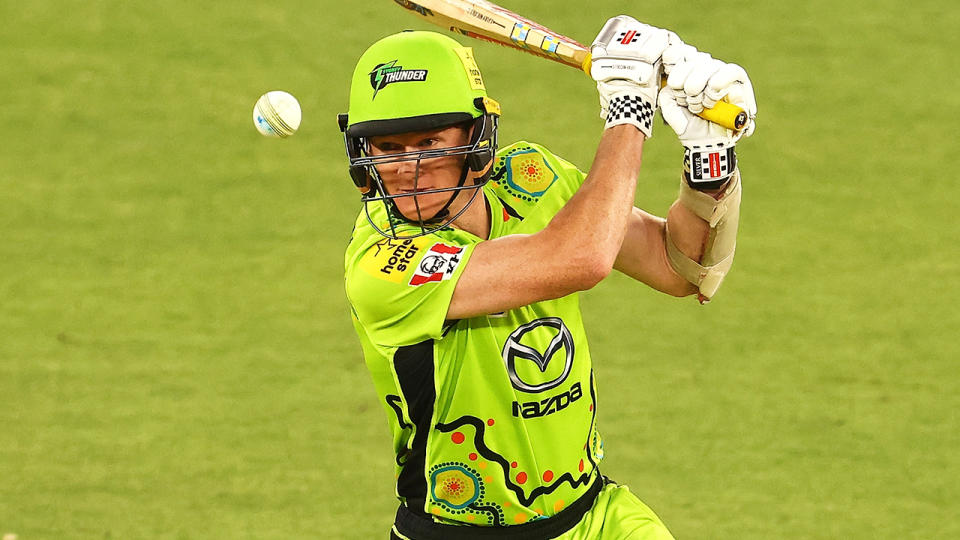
[697,100,748,131]
[581,52,748,131]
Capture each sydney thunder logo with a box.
[369,60,428,99]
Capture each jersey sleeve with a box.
[537,143,588,195]
[490,142,588,233]
[345,235,476,347]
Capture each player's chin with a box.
[393,195,448,222]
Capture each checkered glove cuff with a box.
[605,94,656,138]
[683,143,737,190]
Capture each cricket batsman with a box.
[339,15,757,539]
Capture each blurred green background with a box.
[1,0,957,538]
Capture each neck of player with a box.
[449,187,491,240]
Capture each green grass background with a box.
[2,0,957,538]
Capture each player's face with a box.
[367,125,474,221]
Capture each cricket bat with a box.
[392,0,748,130]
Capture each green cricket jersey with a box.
[344,142,606,528]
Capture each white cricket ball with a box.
[253,90,302,138]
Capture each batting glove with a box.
[590,16,671,137]
[661,37,698,77]
[659,54,757,189]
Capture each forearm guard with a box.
[665,169,742,303]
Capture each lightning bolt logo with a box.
[368,60,428,100]
[370,61,400,100]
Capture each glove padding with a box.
[659,52,757,188]
[590,15,671,137]
[661,34,696,76]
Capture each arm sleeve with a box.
[496,141,589,233]
[345,236,476,347]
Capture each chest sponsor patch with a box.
[409,243,465,286]
[359,237,429,283]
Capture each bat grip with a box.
[581,52,747,131]
[697,100,748,131]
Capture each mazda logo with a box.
[501,317,574,393]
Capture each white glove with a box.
[661,34,696,77]
[590,15,671,137]
[659,54,757,188]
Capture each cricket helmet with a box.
[337,30,501,238]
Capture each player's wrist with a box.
[602,85,656,137]
[603,122,648,142]
[682,172,733,198]
[682,143,737,190]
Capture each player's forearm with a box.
[613,173,739,298]
[663,171,743,302]
[537,125,645,287]
[613,208,697,297]
[665,182,724,262]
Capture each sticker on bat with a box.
[392,0,434,17]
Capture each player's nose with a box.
[394,156,420,177]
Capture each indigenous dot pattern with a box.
[491,145,559,203]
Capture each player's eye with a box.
[372,141,402,153]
